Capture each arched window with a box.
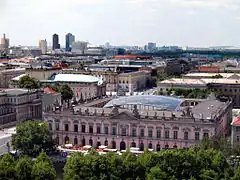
[131,141,136,148]
[89,138,93,146]
[120,141,126,151]
[173,144,177,149]
[64,136,69,144]
[112,140,116,149]
[139,142,144,151]
[156,144,161,151]
[148,142,153,149]
[104,140,108,146]
[74,136,78,145]
[82,138,86,146]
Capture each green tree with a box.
[232,163,240,180]
[31,152,56,180]
[0,154,16,180]
[146,166,169,180]
[12,121,55,157]
[64,152,87,180]
[15,156,33,180]
[19,75,40,90]
[60,84,73,102]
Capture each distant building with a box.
[65,33,75,52]
[52,34,60,50]
[43,88,62,112]
[147,42,156,52]
[72,41,88,55]
[85,47,105,55]
[0,34,10,52]
[39,39,48,54]
[0,89,43,128]
[0,68,25,88]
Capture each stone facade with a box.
[44,98,232,151]
[0,89,43,128]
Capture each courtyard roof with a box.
[104,95,183,111]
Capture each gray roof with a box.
[5,89,32,95]
[192,100,228,119]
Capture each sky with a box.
[0,0,240,47]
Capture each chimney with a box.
[3,34,6,39]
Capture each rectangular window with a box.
[112,127,116,135]
[237,136,240,143]
[82,125,85,133]
[165,130,169,139]
[55,123,59,131]
[195,132,200,141]
[132,128,136,137]
[89,126,93,134]
[236,127,240,132]
[74,124,78,132]
[122,127,126,136]
[104,126,108,135]
[157,129,161,139]
[65,124,69,132]
[184,132,189,140]
[49,123,52,131]
[97,126,101,134]
[148,129,153,138]
[140,129,144,137]
[173,131,178,139]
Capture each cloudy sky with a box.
[0,0,240,47]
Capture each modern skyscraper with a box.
[147,42,156,52]
[39,39,48,54]
[52,34,60,50]
[0,34,10,51]
[65,33,75,52]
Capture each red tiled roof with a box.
[44,88,56,94]
[233,115,240,125]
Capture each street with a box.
[0,127,16,156]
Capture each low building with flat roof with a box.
[158,76,240,107]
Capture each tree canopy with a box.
[64,148,233,180]
[0,152,56,180]
[60,84,73,101]
[31,152,56,180]
[12,121,55,157]
[18,75,40,90]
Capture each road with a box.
[0,127,16,156]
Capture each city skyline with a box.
[1,0,240,47]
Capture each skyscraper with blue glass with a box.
[65,33,75,52]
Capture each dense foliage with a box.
[64,148,234,180]
[166,88,212,99]
[12,121,55,157]
[0,152,56,180]
[18,75,40,90]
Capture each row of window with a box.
[50,123,209,140]
[63,136,174,151]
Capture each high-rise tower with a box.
[65,33,75,52]
[52,34,60,50]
